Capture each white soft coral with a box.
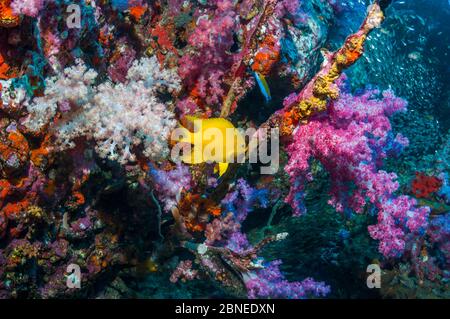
[24,60,97,132]
[25,57,180,164]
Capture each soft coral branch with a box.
[258,2,384,136]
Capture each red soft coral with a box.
[411,172,442,199]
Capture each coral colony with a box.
[0,0,449,299]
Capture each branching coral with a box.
[24,57,180,164]
[23,61,98,132]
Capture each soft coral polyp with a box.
[411,172,443,199]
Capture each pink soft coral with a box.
[177,0,239,113]
[285,84,430,258]
[170,260,199,283]
[11,0,44,17]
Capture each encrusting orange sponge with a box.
[0,0,21,28]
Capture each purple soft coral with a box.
[245,260,330,299]
[149,163,192,212]
[206,179,330,299]
[221,178,269,222]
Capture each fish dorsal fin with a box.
[215,162,229,177]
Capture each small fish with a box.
[172,116,247,177]
[408,51,422,61]
[254,71,271,102]
[136,256,159,274]
[144,258,158,272]
[417,16,426,26]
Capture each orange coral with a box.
[152,24,173,48]
[30,146,49,168]
[0,130,30,178]
[30,134,51,169]
[0,51,17,80]
[0,0,20,28]
[177,192,222,232]
[208,206,222,217]
[0,179,12,207]
[0,53,9,80]
[129,5,147,21]
[0,126,53,231]
[150,23,177,64]
[187,82,206,110]
[43,178,56,196]
[99,29,113,47]
[7,131,29,152]
[340,33,366,65]
[3,199,30,219]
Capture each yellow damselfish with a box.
[172,116,247,176]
